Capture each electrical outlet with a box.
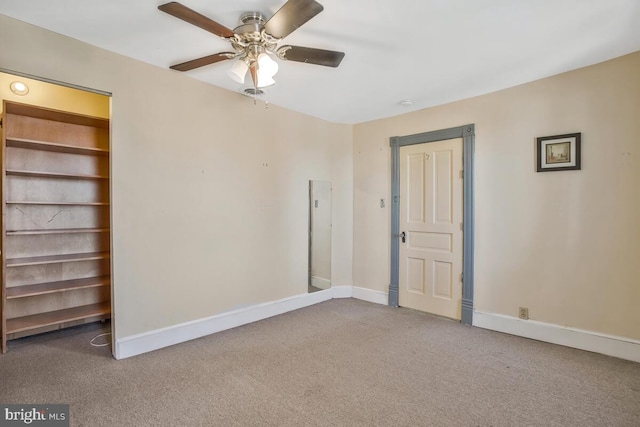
[518,307,529,320]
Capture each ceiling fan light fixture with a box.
[257,53,279,77]
[256,72,276,88]
[227,58,249,84]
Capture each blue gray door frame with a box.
[389,124,475,325]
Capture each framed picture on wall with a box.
[536,133,581,172]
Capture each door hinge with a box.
[460,223,463,231]
[460,272,464,282]
[0,118,3,128]
[459,170,464,179]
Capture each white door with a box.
[398,138,463,319]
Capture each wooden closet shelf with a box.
[6,169,109,180]
[6,251,110,267]
[6,302,111,334]
[6,137,108,156]
[6,276,111,299]
[6,227,110,236]
[6,201,110,206]
[5,102,109,129]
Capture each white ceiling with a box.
[1,0,640,124]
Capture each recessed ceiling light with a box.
[10,81,29,96]
[399,99,413,107]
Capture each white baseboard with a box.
[330,286,388,304]
[473,310,640,363]
[115,285,388,359]
[331,285,353,298]
[352,286,388,305]
[115,289,333,359]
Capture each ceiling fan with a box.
[158,0,345,91]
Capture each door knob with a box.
[400,231,406,243]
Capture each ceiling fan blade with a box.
[264,0,324,39]
[170,52,234,72]
[158,2,234,39]
[277,46,345,67]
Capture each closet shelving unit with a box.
[1,101,111,353]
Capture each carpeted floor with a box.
[1,299,639,426]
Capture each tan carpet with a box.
[1,299,639,426]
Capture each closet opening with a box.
[0,71,112,354]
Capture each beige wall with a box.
[0,15,353,338]
[2,12,639,345]
[354,51,640,340]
